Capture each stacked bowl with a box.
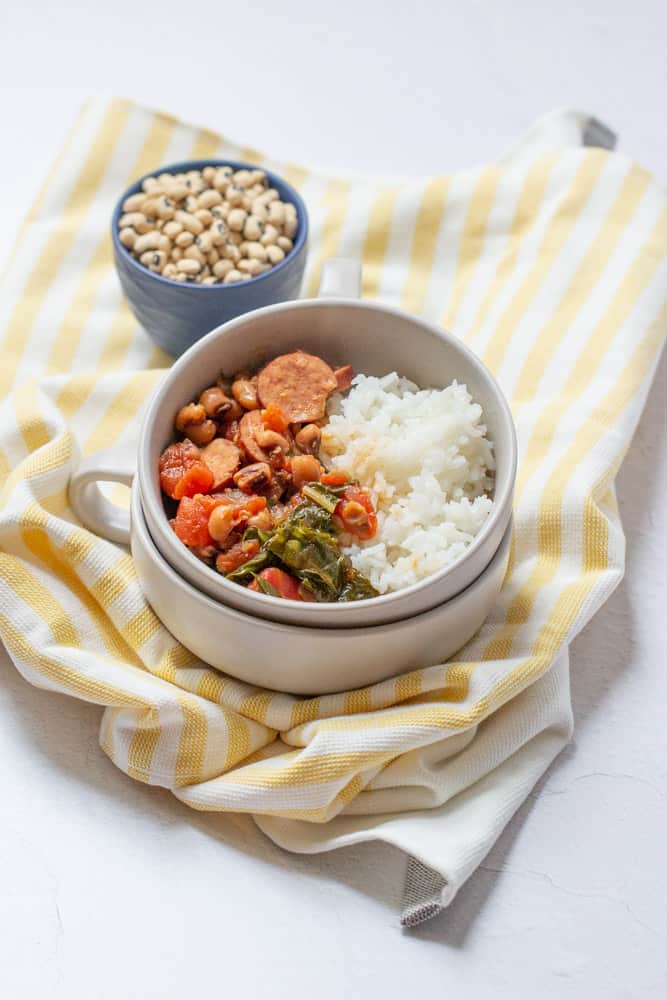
[70,166,516,695]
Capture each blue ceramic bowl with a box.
[111,159,309,357]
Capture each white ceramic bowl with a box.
[129,481,511,694]
[70,259,516,628]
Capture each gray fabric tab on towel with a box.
[401,857,448,927]
[583,117,617,150]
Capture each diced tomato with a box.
[248,567,314,601]
[173,494,225,547]
[216,539,260,574]
[159,441,214,499]
[334,485,377,541]
[321,470,350,487]
[261,403,289,434]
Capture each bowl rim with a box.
[132,480,514,637]
[137,295,518,620]
[111,157,309,291]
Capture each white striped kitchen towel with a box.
[0,100,664,925]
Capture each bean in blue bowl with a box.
[111,159,308,357]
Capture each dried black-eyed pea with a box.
[213,259,234,278]
[221,242,241,262]
[211,222,228,247]
[277,236,293,252]
[184,195,199,213]
[134,230,162,254]
[202,166,216,184]
[208,248,220,266]
[163,220,182,239]
[184,245,205,264]
[142,177,161,194]
[260,224,279,247]
[195,231,213,254]
[119,211,146,230]
[140,250,167,272]
[163,262,178,279]
[233,169,254,189]
[251,200,269,221]
[226,185,244,207]
[176,259,201,275]
[243,215,265,240]
[171,247,183,261]
[141,198,160,217]
[268,201,285,227]
[223,268,245,284]
[284,203,298,239]
[156,197,175,220]
[213,167,233,191]
[245,241,267,261]
[167,183,189,202]
[266,245,285,264]
[176,230,194,248]
[157,234,172,253]
[238,258,265,276]
[195,208,213,227]
[122,192,146,213]
[174,210,203,235]
[119,227,136,249]
[198,189,223,209]
[200,276,218,285]
[227,208,248,233]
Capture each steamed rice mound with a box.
[320,373,495,594]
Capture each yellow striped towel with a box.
[0,99,665,926]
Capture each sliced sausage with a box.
[334,365,354,392]
[201,438,242,488]
[256,351,337,423]
[239,409,270,463]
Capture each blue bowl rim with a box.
[111,157,309,292]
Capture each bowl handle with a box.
[69,448,135,545]
[318,258,362,299]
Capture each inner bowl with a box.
[137,296,516,628]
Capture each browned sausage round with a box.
[334,365,354,392]
[256,351,337,423]
[239,410,269,463]
[201,438,242,488]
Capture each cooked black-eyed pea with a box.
[266,245,285,264]
[176,230,194,248]
[175,402,206,431]
[134,230,163,254]
[176,259,201,275]
[119,227,136,249]
[186,419,216,445]
[232,377,259,408]
[122,192,146,213]
[295,423,321,454]
[234,462,273,492]
[199,386,233,418]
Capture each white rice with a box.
[320,373,495,594]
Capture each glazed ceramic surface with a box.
[70,259,517,628]
[111,159,308,357]
[130,482,511,695]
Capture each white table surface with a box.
[1,3,666,997]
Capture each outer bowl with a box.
[131,482,511,695]
[111,159,309,357]
[137,275,517,628]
